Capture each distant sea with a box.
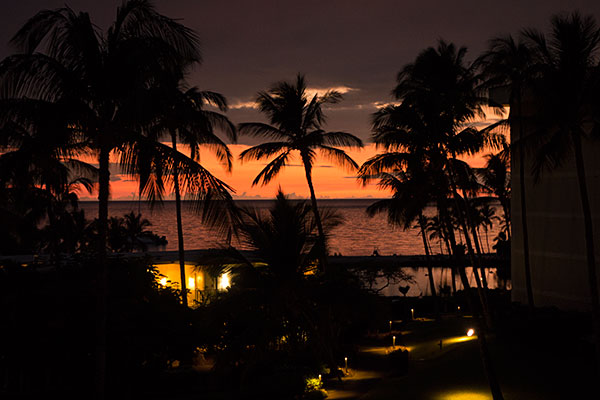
[79,199,503,257]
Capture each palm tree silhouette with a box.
[238,74,363,270]
[5,0,200,256]
[365,40,505,399]
[363,169,441,317]
[478,34,535,311]
[148,84,236,307]
[224,190,343,371]
[3,2,201,396]
[524,13,600,374]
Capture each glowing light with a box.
[410,308,415,319]
[344,356,348,372]
[160,277,167,286]
[437,391,491,400]
[392,335,396,347]
[218,272,230,290]
[467,328,475,337]
[188,277,195,289]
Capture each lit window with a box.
[218,272,230,290]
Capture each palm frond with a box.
[239,142,289,162]
[318,145,358,171]
[251,151,291,186]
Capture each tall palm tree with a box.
[479,149,511,237]
[365,40,505,399]
[363,169,440,317]
[523,13,600,373]
[4,0,200,256]
[2,2,201,397]
[148,84,236,307]
[218,190,344,372]
[478,35,534,310]
[238,74,363,270]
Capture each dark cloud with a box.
[3,0,600,145]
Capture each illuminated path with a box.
[324,318,480,399]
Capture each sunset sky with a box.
[2,0,599,199]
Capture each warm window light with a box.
[218,272,230,290]
[467,328,475,337]
[159,277,167,286]
[188,277,195,289]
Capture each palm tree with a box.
[363,169,440,317]
[147,84,236,306]
[2,2,201,396]
[366,40,505,399]
[218,190,344,372]
[478,36,534,310]
[479,149,511,238]
[475,202,499,253]
[238,74,363,270]
[4,0,200,256]
[523,13,600,373]
[0,98,97,255]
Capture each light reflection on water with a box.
[80,199,504,258]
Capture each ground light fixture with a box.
[344,356,348,373]
[467,328,475,337]
[392,335,396,348]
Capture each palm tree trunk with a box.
[302,161,328,272]
[455,264,504,399]
[419,215,439,318]
[96,144,110,400]
[500,200,511,239]
[446,162,493,330]
[573,133,600,377]
[171,132,188,307]
[469,218,489,289]
[440,208,458,295]
[517,98,535,311]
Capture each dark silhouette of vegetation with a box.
[523,12,600,376]
[193,191,384,398]
[479,34,535,312]
[239,74,363,271]
[147,83,236,307]
[360,40,506,399]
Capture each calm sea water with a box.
[79,199,503,257]
[80,199,506,296]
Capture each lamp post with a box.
[410,308,414,320]
[344,357,348,373]
[389,320,392,332]
[392,335,396,348]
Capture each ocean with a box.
[79,199,506,296]
[80,199,503,256]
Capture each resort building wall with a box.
[511,113,600,311]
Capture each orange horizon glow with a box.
[76,142,498,201]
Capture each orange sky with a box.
[78,143,496,201]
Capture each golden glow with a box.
[443,335,476,345]
[218,272,230,290]
[160,277,168,286]
[188,277,195,289]
[467,328,475,337]
[436,391,491,400]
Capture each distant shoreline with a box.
[79,196,500,203]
